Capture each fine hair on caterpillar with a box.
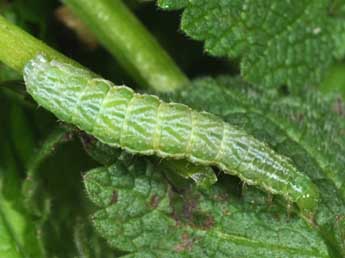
[23,55,320,215]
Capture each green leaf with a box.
[0,149,44,258]
[84,155,330,257]
[171,75,345,257]
[73,217,120,258]
[158,0,187,10]
[22,127,71,217]
[0,213,23,258]
[22,133,116,258]
[321,63,345,98]
[0,95,44,258]
[158,0,345,89]
[330,0,345,59]
[332,19,345,59]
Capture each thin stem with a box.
[0,15,79,73]
[64,0,189,92]
[22,127,72,217]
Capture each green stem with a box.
[0,15,79,73]
[0,136,44,258]
[63,0,189,92]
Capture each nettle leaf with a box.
[84,155,329,258]
[329,0,345,58]
[158,0,345,89]
[171,76,345,257]
[22,127,71,217]
[158,0,188,9]
[22,131,116,258]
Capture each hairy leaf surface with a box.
[21,129,116,258]
[158,0,345,89]
[85,155,329,258]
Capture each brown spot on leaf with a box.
[292,112,304,123]
[150,194,160,208]
[183,198,198,221]
[169,190,215,230]
[222,209,231,216]
[175,232,193,252]
[63,131,74,142]
[110,191,118,204]
[201,215,215,229]
[273,212,282,221]
[171,210,182,227]
[335,215,345,242]
[214,193,229,202]
[332,98,345,117]
[336,215,345,222]
[80,132,95,146]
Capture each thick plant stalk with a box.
[64,0,189,92]
[24,55,320,214]
[0,15,78,73]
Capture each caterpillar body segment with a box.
[23,55,320,213]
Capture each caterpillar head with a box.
[23,54,50,94]
[294,176,320,216]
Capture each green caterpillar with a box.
[23,55,320,213]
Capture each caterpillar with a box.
[23,55,320,214]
